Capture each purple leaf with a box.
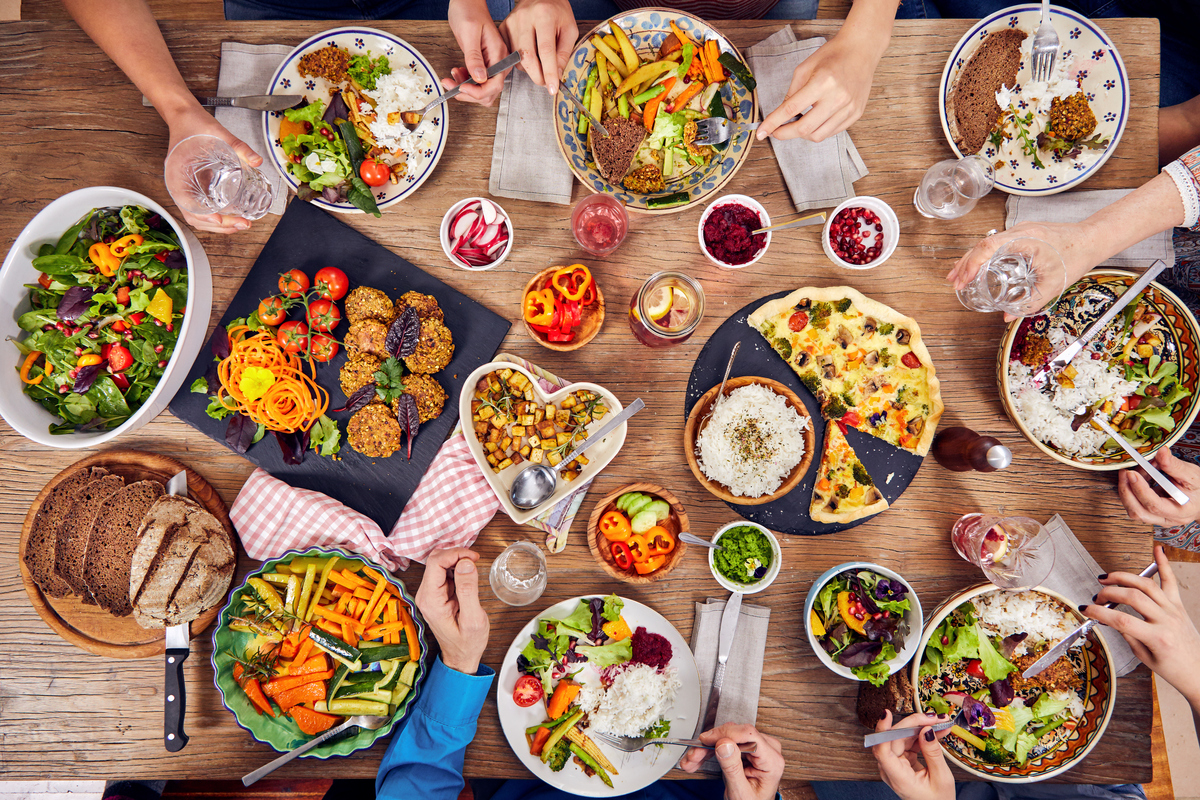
[203,361,220,395]
[385,307,421,359]
[323,92,350,126]
[1000,633,1028,660]
[225,413,257,454]
[863,614,900,643]
[72,363,103,393]
[588,598,606,641]
[332,382,376,414]
[395,393,419,459]
[850,574,880,615]
[989,677,1014,708]
[163,249,185,270]
[212,326,231,360]
[275,428,310,465]
[58,286,95,322]
[77,416,110,432]
[837,641,883,668]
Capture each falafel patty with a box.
[403,318,454,374]
[339,353,381,397]
[346,319,390,359]
[394,291,444,322]
[391,374,447,423]
[345,286,395,324]
[347,404,403,458]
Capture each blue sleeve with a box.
[375,657,495,800]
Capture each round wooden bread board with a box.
[586,482,688,584]
[18,450,236,659]
[521,265,606,352]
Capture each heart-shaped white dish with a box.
[459,361,628,524]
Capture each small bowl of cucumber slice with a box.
[586,483,689,584]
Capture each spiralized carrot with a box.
[216,326,328,433]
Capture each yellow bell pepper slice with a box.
[837,590,868,636]
[147,288,173,324]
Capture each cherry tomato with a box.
[512,675,544,708]
[278,269,310,299]
[107,344,133,372]
[901,352,921,369]
[306,299,342,333]
[313,267,349,301]
[965,659,986,680]
[129,311,146,326]
[111,373,130,392]
[258,296,287,326]
[359,159,390,187]
[309,334,339,362]
[277,321,309,354]
[788,311,809,332]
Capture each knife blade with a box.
[698,592,743,735]
[142,94,304,112]
[164,469,190,753]
[1021,561,1159,679]
[863,717,960,748]
[561,86,608,139]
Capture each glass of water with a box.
[488,541,547,606]
[956,238,1067,317]
[951,513,1055,590]
[914,155,995,219]
[163,134,273,221]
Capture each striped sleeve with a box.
[1162,145,1200,231]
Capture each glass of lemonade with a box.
[628,271,704,348]
[488,541,548,606]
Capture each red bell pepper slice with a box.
[610,541,633,570]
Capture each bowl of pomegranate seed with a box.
[823,197,899,269]
[698,194,771,269]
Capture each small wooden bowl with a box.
[586,483,689,584]
[684,376,816,506]
[521,265,605,352]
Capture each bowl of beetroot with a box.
[440,197,513,270]
[698,195,771,269]
[823,196,899,270]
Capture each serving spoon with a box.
[680,532,723,550]
[397,52,521,131]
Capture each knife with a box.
[863,716,961,748]
[164,469,190,753]
[698,592,743,736]
[142,94,305,112]
[1021,561,1159,679]
[561,85,609,139]
[1031,260,1170,387]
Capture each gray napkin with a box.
[489,70,575,205]
[687,598,771,774]
[216,42,291,217]
[747,27,868,213]
[1042,514,1142,676]
[1006,190,1175,269]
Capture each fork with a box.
[1029,0,1061,82]
[242,714,389,786]
[1072,404,1189,504]
[693,117,759,148]
[590,729,757,753]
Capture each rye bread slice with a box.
[856,670,915,728]
[52,473,125,602]
[590,116,646,184]
[82,479,166,617]
[947,28,1026,155]
[24,466,108,598]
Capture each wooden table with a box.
[0,18,1161,785]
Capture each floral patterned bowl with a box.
[554,8,758,215]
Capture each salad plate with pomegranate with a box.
[497,594,701,796]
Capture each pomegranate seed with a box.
[58,385,68,394]
[69,369,78,379]
[157,360,168,368]
[166,323,174,332]
[74,347,83,357]
[942,635,950,645]
[87,332,99,340]
[162,277,170,285]
[154,344,164,354]
[155,319,163,327]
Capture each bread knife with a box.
[163,469,190,752]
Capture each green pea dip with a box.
[713,526,772,584]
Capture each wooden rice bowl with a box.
[684,376,816,506]
[586,482,688,584]
[521,266,605,352]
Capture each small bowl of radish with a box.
[440,197,513,270]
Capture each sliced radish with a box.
[480,199,498,225]
[451,211,478,239]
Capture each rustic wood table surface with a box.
[0,17,1161,786]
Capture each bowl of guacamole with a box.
[708,522,781,594]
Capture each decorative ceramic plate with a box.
[496,595,701,797]
[554,8,758,214]
[998,269,1200,470]
[912,584,1115,782]
[211,546,427,758]
[938,5,1127,196]
[263,27,447,214]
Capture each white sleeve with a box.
[1162,160,1200,229]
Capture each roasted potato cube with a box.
[478,406,495,421]
[530,448,545,464]
[555,432,571,446]
[518,414,535,426]
[575,453,589,466]
[470,399,482,414]
[473,421,489,437]
[510,452,524,466]
[509,372,529,389]
[498,436,510,451]
[562,470,580,482]
[524,389,535,401]
[511,425,527,438]
[491,413,509,428]
[561,395,577,409]
[488,376,501,393]
[537,421,556,439]
[528,435,541,449]
[1137,343,1155,358]
[555,410,571,426]
[574,428,589,440]
[520,444,531,457]
[485,442,498,453]
[487,427,502,444]
[592,405,608,420]
[497,458,514,470]
[498,368,514,382]
[485,452,499,466]
[533,408,545,425]
[547,451,563,467]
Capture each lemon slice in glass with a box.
[645,286,674,321]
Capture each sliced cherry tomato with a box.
[599,510,632,542]
[309,334,339,362]
[107,344,133,373]
[635,554,668,575]
[788,311,809,332]
[313,267,349,301]
[306,299,342,333]
[901,352,921,369]
[965,659,986,680]
[277,321,309,354]
[278,269,310,299]
[129,311,146,326]
[359,159,390,187]
[610,541,634,570]
[38,273,52,290]
[258,296,287,326]
[116,286,131,306]
[111,373,130,392]
[512,674,544,708]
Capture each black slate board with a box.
[169,200,511,532]
[685,291,924,535]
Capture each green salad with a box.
[14,206,186,433]
[810,569,911,686]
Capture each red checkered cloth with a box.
[230,431,500,571]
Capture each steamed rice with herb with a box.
[973,589,1081,657]
[695,383,810,498]
[365,69,436,159]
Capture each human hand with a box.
[1085,544,1200,704]
[1118,449,1200,527]
[870,711,955,800]
[415,548,490,675]
[447,0,511,106]
[678,723,785,800]
[498,0,577,96]
[164,104,264,234]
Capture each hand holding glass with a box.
[164,134,273,221]
[956,237,1067,317]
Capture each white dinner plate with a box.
[496,596,702,797]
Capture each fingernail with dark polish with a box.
[1078,604,1089,612]
[1098,573,1108,580]
[1092,593,1098,602]
[925,730,935,742]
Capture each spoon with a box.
[242,714,388,786]
[700,342,741,431]
[510,398,646,510]
[398,52,521,131]
[680,532,723,550]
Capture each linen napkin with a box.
[215,42,292,217]
[687,597,772,774]
[747,28,868,213]
[1006,190,1175,269]
[1041,514,1142,677]
[489,70,575,205]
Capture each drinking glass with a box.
[628,271,704,348]
[488,541,548,606]
[951,513,1055,590]
[956,238,1067,317]
[914,155,995,219]
[163,134,273,221]
[571,194,628,256]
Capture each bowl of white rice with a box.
[684,376,815,505]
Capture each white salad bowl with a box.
[0,186,211,448]
[804,561,923,682]
[707,521,781,594]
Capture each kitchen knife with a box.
[141,94,305,112]
[1021,561,1159,679]
[164,469,190,753]
[698,592,743,736]
[863,716,961,748]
